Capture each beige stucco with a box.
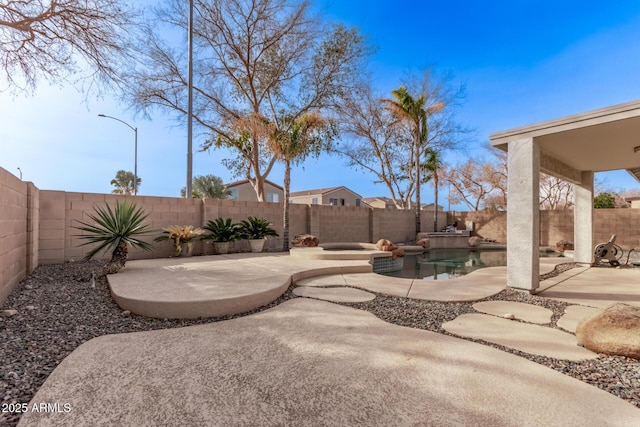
[490,99,640,292]
[290,186,363,207]
[226,180,284,203]
[362,197,395,209]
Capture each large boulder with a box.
[416,232,430,242]
[416,238,430,249]
[575,303,640,359]
[375,239,398,252]
[291,234,319,247]
[468,236,482,248]
[556,240,574,252]
[376,239,404,258]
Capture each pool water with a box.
[378,249,507,280]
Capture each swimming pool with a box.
[377,249,507,280]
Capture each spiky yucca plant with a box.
[73,200,154,275]
[154,225,205,256]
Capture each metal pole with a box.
[17,167,22,180]
[186,0,194,198]
[98,114,138,195]
[134,128,138,195]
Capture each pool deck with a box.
[108,250,577,319]
[17,252,640,426]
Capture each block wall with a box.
[0,168,32,304]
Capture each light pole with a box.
[186,0,194,198]
[98,114,138,195]
[17,167,22,180]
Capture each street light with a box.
[98,114,138,195]
[17,167,22,180]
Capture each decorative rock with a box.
[576,303,640,359]
[416,232,430,241]
[468,236,482,247]
[416,238,430,248]
[556,240,574,252]
[121,310,131,316]
[391,247,405,259]
[0,309,18,317]
[504,313,516,320]
[25,305,36,311]
[291,234,319,247]
[375,239,398,252]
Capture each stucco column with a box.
[574,171,594,264]
[507,138,540,291]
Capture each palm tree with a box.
[180,174,231,199]
[73,200,154,276]
[422,148,443,232]
[267,112,331,251]
[381,86,443,234]
[110,170,140,195]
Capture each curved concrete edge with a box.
[18,299,640,427]
[108,259,374,320]
[472,301,553,324]
[558,305,600,333]
[443,313,598,361]
[407,267,507,302]
[292,286,376,302]
[290,264,372,282]
[110,276,292,319]
[290,246,388,260]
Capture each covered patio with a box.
[490,100,640,292]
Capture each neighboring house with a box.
[225,179,284,203]
[362,196,397,209]
[421,202,444,211]
[626,196,640,208]
[289,186,363,207]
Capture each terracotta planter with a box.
[249,239,265,253]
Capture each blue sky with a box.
[2,1,640,207]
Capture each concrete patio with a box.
[16,253,640,425]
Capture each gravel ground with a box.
[1,260,639,426]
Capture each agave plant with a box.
[154,225,205,256]
[73,200,154,274]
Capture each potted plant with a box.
[239,216,278,253]
[202,218,241,254]
[154,225,205,257]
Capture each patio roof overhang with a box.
[489,99,640,184]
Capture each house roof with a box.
[289,186,362,198]
[489,99,640,183]
[362,196,395,204]
[225,179,283,190]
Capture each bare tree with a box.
[128,0,368,201]
[336,71,466,213]
[446,147,574,211]
[335,80,414,209]
[0,0,137,93]
[443,158,501,211]
[539,173,574,209]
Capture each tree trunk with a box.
[97,240,128,277]
[433,173,439,232]
[283,161,291,251]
